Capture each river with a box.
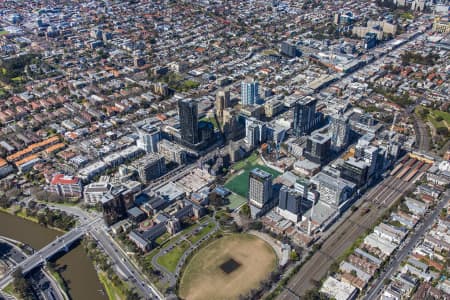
[0,212,108,300]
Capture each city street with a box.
[91,227,163,300]
[365,191,450,299]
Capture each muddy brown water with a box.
[0,212,108,300]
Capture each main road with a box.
[90,227,164,299]
[364,191,449,299]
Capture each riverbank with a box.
[0,212,108,300]
[98,271,125,300]
[46,266,70,300]
[0,205,38,223]
[0,206,66,233]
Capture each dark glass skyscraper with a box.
[304,133,331,165]
[278,185,301,215]
[178,98,199,145]
[293,97,317,137]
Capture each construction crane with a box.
[275,128,286,160]
[390,111,398,133]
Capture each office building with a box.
[280,41,300,58]
[216,88,230,121]
[83,182,112,205]
[304,133,331,165]
[49,174,83,199]
[158,139,187,165]
[364,32,378,50]
[334,12,355,25]
[277,185,302,222]
[241,77,259,106]
[133,153,166,184]
[101,187,127,226]
[293,97,317,137]
[330,113,350,152]
[245,118,266,147]
[248,168,273,209]
[264,99,284,118]
[311,171,355,210]
[178,98,199,145]
[355,141,382,179]
[137,127,160,153]
[341,157,369,187]
[246,123,260,148]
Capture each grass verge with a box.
[157,240,190,273]
[98,271,126,300]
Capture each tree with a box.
[5,188,21,199]
[248,221,263,230]
[208,192,224,207]
[240,203,251,217]
[0,196,10,208]
[290,250,299,261]
[37,213,47,226]
[437,127,449,137]
[126,290,140,300]
[420,108,430,119]
[304,289,327,300]
[12,268,34,300]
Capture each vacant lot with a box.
[179,234,277,300]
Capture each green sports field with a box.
[224,157,281,197]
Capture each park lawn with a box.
[429,116,445,131]
[98,271,126,300]
[226,193,247,210]
[156,217,210,248]
[157,240,191,273]
[155,232,171,246]
[0,30,8,35]
[188,222,215,244]
[400,12,414,19]
[11,76,24,82]
[430,110,450,126]
[182,80,200,90]
[3,282,16,296]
